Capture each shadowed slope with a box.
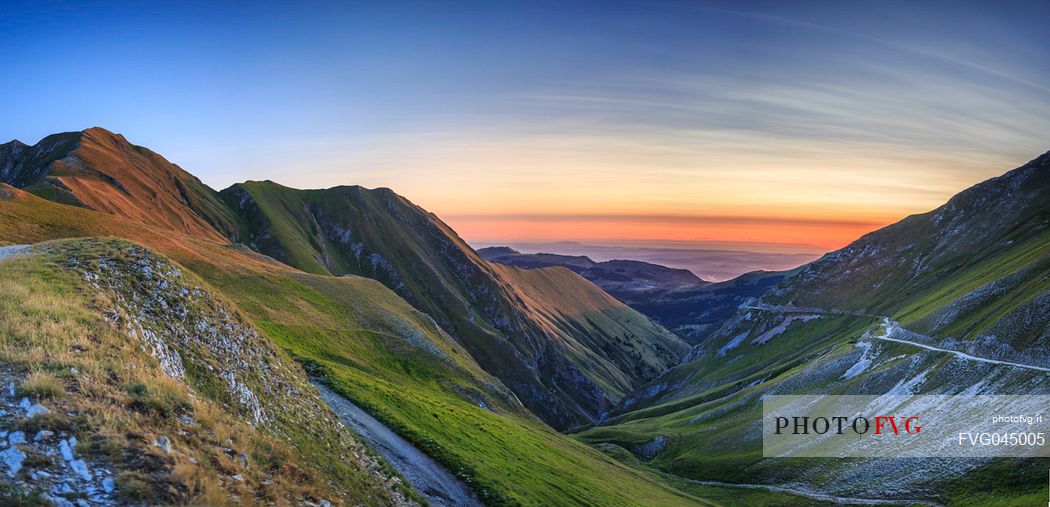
[492,264,686,394]
[480,246,797,344]
[222,181,689,429]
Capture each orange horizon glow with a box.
[443,214,897,253]
[270,124,1030,256]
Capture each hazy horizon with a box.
[472,239,821,281]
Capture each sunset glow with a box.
[4,1,1049,254]
[445,215,887,251]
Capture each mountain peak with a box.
[0,128,240,241]
[82,126,116,134]
[80,126,129,144]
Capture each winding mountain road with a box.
[312,382,483,507]
[873,318,1050,373]
[742,304,1050,373]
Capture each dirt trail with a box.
[313,383,483,507]
[0,244,29,261]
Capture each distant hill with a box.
[480,246,797,344]
[477,247,597,271]
[481,241,818,281]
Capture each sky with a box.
[2,0,1049,253]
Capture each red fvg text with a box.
[774,416,922,435]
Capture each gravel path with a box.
[0,244,29,261]
[313,382,483,507]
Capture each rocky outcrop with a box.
[0,369,117,506]
[63,240,416,506]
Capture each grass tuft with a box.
[115,471,156,502]
[17,370,65,399]
[125,381,193,420]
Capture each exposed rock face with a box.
[63,240,415,506]
[635,436,669,460]
[0,135,79,187]
[75,249,281,426]
[0,369,117,507]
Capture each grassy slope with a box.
[590,443,834,507]
[492,264,687,394]
[772,154,1050,342]
[893,227,1050,340]
[0,185,705,506]
[0,239,402,505]
[222,180,689,428]
[580,310,1050,505]
[224,181,582,426]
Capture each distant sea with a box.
[471,240,823,282]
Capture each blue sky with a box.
[3,0,1048,247]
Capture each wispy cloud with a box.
[729,9,1050,96]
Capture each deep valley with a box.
[1,128,1048,506]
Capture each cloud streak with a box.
[726,9,1050,96]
